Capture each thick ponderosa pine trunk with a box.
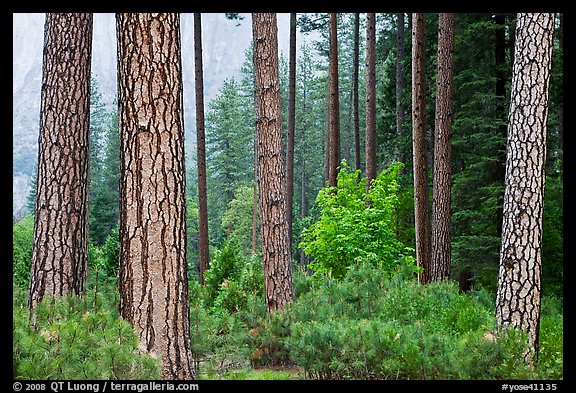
[194,13,210,285]
[252,13,294,313]
[411,13,431,285]
[29,13,92,310]
[430,13,455,282]
[495,13,554,362]
[365,13,377,193]
[116,13,194,380]
[328,13,340,188]
[285,12,297,253]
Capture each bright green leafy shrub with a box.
[300,161,418,279]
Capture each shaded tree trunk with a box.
[396,13,406,165]
[495,13,555,363]
[285,12,297,253]
[430,13,455,282]
[411,13,431,285]
[116,13,194,380]
[252,13,294,313]
[29,13,92,310]
[194,13,210,285]
[365,12,377,192]
[353,13,361,172]
[328,13,341,188]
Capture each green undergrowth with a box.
[12,243,562,380]
[13,277,161,380]
[189,252,563,380]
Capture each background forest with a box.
[13,13,563,381]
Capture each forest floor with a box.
[200,365,303,380]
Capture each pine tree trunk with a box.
[411,13,431,285]
[430,13,455,282]
[328,13,340,188]
[396,13,406,165]
[352,13,361,173]
[194,13,210,285]
[116,13,194,379]
[252,13,294,313]
[29,13,92,310]
[495,12,555,363]
[285,12,297,254]
[365,13,377,192]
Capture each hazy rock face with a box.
[13,13,294,218]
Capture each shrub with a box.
[13,214,35,288]
[101,226,120,277]
[284,263,538,380]
[221,185,256,258]
[300,161,417,280]
[204,239,244,306]
[13,285,161,380]
[537,296,563,379]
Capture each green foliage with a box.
[283,263,541,380]
[203,239,245,308]
[537,296,563,379]
[189,249,267,377]
[206,77,255,245]
[101,226,120,277]
[221,185,256,258]
[26,163,37,214]
[88,226,119,279]
[300,161,416,279]
[13,214,35,288]
[542,174,563,297]
[89,104,120,246]
[13,284,161,380]
[89,83,120,246]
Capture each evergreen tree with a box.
[116,13,194,379]
[252,12,294,312]
[29,13,92,310]
[450,13,513,289]
[430,13,456,282]
[411,13,431,284]
[194,13,210,284]
[495,12,555,362]
[205,78,254,244]
[26,162,37,214]
[285,12,297,254]
[328,13,341,188]
[88,81,118,246]
[90,106,120,246]
[395,13,407,165]
[365,13,377,192]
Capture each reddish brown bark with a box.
[29,13,93,310]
